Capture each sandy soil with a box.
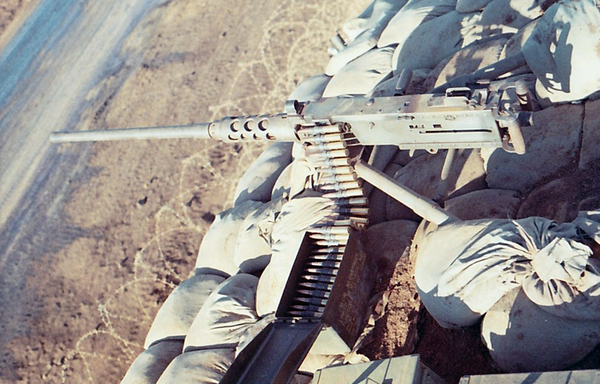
[0,0,371,383]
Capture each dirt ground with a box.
[0,0,373,383]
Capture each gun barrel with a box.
[51,113,300,144]
[50,123,211,143]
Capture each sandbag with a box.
[121,340,183,384]
[524,210,600,321]
[323,46,395,97]
[471,0,543,41]
[184,274,259,350]
[424,35,508,90]
[499,18,539,60]
[368,68,431,97]
[522,0,600,105]
[233,142,293,206]
[414,214,600,329]
[377,0,457,49]
[455,0,493,13]
[256,197,334,316]
[393,10,481,72]
[155,348,235,384]
[234,199,285,274]
[271,154,316,201]
[482,287,600,372]
[288,74,331,102]
[145,273,227,348]
[195,200,263,276]
[443,189,521,220]
[326,0,408,75]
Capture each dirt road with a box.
[0,0,369,382]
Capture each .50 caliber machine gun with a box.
[51,78,532,384]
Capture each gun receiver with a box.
[51,83,529,155]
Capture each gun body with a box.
[51,84,528,155]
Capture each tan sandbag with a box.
[326,0,408,76]
[288,74,331,102]
[145,273,226,348]
[522,0,600,105]
[483,103,583,193]
[233,142,293,206]
[323,46,395,97]
[234,199,285,274]
[155,348,235,384]
[184,274,259,350]
[368,162,402,225]
[393,10,481,72]
[424,35,508,90]
[377,0,457,49]
[579,98,600,170]
[195,200,263,276]
[386,149,486,221]
[444,189,521,220]
[121,340,183,384]
[482,287,600,372]
[256,197,334,316]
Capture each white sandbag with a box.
[271,155,316,201]
[425,35,508,90]
[414,219,528,328]
[482,287,600,372]
[393,10,481,72]
[233,142,293,206]
[323,46,395,97]
[368,68,431,97]
[499,18,539,59]
[522,0,600,105]
[271,162,293,201]
[145,273,226,348]
[523,210,600,321]
[155,348,235,384]
[377,0,457,49]
[256,197,334,316]
[414,214,600,329]
[326,0,408,76]
[461,0,541,45]
[121,340,183,384]
[195,200,263,276]
[234,199,285,273]
[184,273,259,350]
[288,74,331,102]
[456,0,493,13]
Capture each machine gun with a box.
[51,78,532,384]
